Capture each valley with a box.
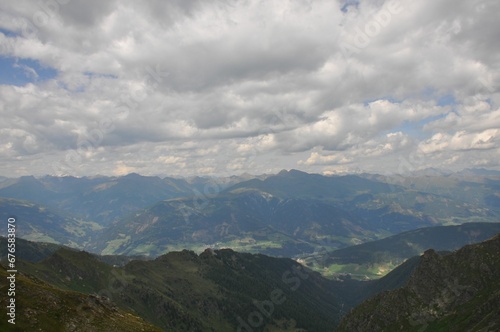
[0,169,499,330]
[1,170,499,279]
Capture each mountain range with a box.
[1,169,499,330]
[2,169,498,262]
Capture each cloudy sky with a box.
[0,0,499,177]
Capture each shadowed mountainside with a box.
[338,234,500,331]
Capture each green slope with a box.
[0,265,162,331]
[303,222,500,279]
[7,235,497,331]
[14,246,350,331]
[337,234,500,331]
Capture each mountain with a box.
[337,234,500,331]
[0,265,161,331]
[0,236,146,269]
[92,188,417,257]
[13,246,351,331]
[302,222,500,279]
[93,189,442,257]
[2,170,499,262]
[229,169,499,228]
[332,254,424,309]
[94,170,499,258]
[366,170,500,216]
[225,169,396,200]
[0,197,102,247]
[6,235,497,331]
[0,236,62,263]
[0,174,199,225]
[458,168,500,177]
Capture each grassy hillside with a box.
[12,246,352,331]
[0,265,162,331]
[7,235,497,331]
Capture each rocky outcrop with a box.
[337,234,500,332]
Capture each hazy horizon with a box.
[2,166,500,180]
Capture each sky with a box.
[0,0,499,177]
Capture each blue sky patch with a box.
[391,113,449,139]
[437,94,456,106]
[341,0,360,12]
[0,27,17,38]
[0,56,58,86]
[422,87,457,106]
[83,71,118,79]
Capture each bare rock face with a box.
[337,234,500,332]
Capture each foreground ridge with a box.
[337,234,500,331]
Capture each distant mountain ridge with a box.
[1,170,499,262]
[225,169,396,199]
[302,222,500,279]
[0,197,101,247]
[0,173,258,226]
[0,173,196,226]
[92,187,442,257]
[93,170,499,257]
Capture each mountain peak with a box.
[422,248,438,257]
[278,169,289,175]
[124,172,143,178]
[277,169,309,176]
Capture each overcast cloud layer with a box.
[0,0,499,177]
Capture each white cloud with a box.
[419,129,499,154]
[0,0,499,176]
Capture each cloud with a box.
[0,0,499,176]
[419,129,499,153]
[273,99,448,153]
